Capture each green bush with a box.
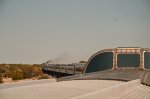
[37,74,49,80]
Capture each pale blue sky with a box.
[0,0,150,64]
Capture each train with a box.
[42,63,86,75]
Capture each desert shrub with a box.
[32,65,43,76]
[79,60,87,63]
[37,74,49,80]
[21,66,32,79]
[0,64,43,80]
[12,71,24,80]
[0,65,6,74]
[0,77,3,84]
[0,73,3,83]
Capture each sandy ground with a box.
[2,74,53,84]
[2,77,38,84]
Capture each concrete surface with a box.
[0,79,150,99]
[72,80,150,99]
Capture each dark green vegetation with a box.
[0,64,43,83]
[85,52,113,73]
[117,54,140,67]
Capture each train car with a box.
[42,63,85,76]
[54,64,60,72]
[74,63,85,74]
[66,64,75,75]
[60,65,67,74]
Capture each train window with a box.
[85,52,113,73]
[117,54,140,68]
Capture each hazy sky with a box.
[0,0,150,64]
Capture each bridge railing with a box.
[140,69,150,86]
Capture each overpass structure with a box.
[57,47,150,82]
[85,47,150,73]
[42,47,150,78]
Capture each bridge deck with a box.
[58,67,144,81]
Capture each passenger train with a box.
[42,63,85,75]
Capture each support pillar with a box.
[139,50,145,70]
[112,49,118,70]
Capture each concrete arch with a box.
[84,49,114,73]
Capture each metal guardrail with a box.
[140,69,150,86]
